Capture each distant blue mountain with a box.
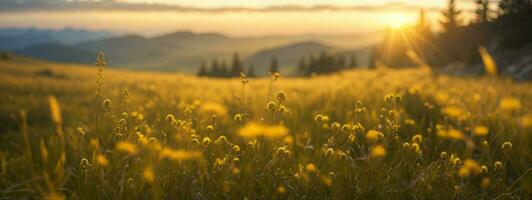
[18,43,95,64]
[0,27,115,50]
[5,30,377,73]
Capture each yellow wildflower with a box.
[232,167,240,175]
[44,193,65,200]
[458,159,481,177]
[481,177,490,189]
[159,148,201,161]
[47,96,62,124]
[143,167,155,183]
[366,130,383,143]
[370,145,386,158]
[520,114,532,128]
[442,106,464,118]
[437,128,464,140]
[237,122,288,139]
[116,141,138,155]
[276,185,287,194]
[199,102,227,117]
[321,176,333,187]
[283,136,294,144]
[474,126,489,137]
[96,154,109,166]
[305,163,317,172]
[499,97,521,111]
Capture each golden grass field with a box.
[0,54,531,199]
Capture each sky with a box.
[0,0,479,37]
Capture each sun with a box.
[387,14,409,29]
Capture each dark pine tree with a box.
[335,55,346,70]
[296,57,307,75]
[416,9,431,33]
[368,47,378,69]
[197,60,208,77]
[210,59,220,77]
[230,52,243,77]
[499,0,532,15]
[348,54,358,68]
[413,9,434,64]
[475,0,490,23]
[307,55,318,75]
[269,56,279,73]
[438,0,464,65]
[247,64,256,78]
[220,61,228,78]
[497,0,532,49]
[440,0,462,33]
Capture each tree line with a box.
[297,53,358,76]
[198,52,283,78]
[198,52,253,78]
[199,0,531,77]
[372,0,532,69]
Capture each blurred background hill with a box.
[0,0,531,79]
[0,28,379,74]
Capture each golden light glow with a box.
[387,14,409,29]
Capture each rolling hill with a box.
[244,41,333,75]
[18,43,95,64]
[0,27,114,50]
[7,30,381,73]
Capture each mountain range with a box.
[0,28,381,75]
[0,27,114,50]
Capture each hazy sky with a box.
[0,0,478,37]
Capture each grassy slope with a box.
[0,57,531,199]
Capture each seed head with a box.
[494,161,503,171]
[80,158,90,169]
[95,52,106,66]
[481,165,488,175]
[331,122,341,132]
[341,124,351,133]
[278,105,287,113]
[215,136,228,144]
[190,138,200,146]
[202,137,211,145]
[103,99,112,111]
[165,114,175,123]
[76,127,85,137]
[275,91,286,102]
[440,151,448,159]
[232,145,241,153]
[234,114,243,122]
[324,148,334,157]
[412,134,423,144]
[266,101,277,112]
[501,142,512,153]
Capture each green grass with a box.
[0,56,531,199]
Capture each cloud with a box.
[0,0,442,13]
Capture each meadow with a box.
[0,53,530,199]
